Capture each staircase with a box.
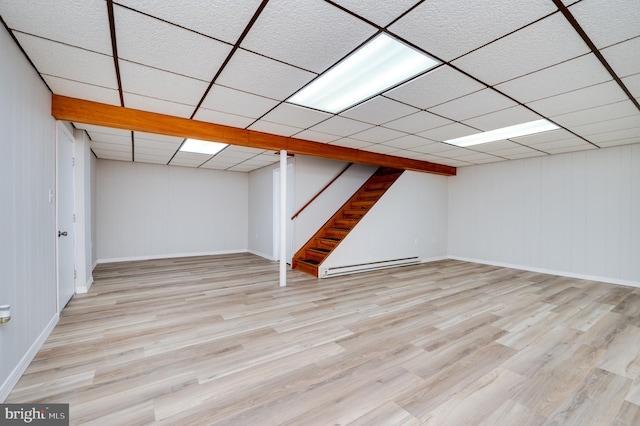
[292,167,404,277]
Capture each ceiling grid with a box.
[0,0,638,172]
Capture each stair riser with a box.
[351,201,374,209]
[316,239,339,250]
[333,219,358,228]
[295,261,318,277]
[324,229,348,240]
[306,250,328,263]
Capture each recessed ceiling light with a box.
[179,138,228,155]
[287,33,440,114]
[444,119,560,147]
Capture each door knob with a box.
[58,231,68,237]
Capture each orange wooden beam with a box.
[51,95,456,176]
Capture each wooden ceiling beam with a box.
[51,95,456,176]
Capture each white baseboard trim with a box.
[76,275,94,294]
[0,313,59,402]
[448,256,640,289]
[97,249,249,264]
[247,249,276,261]
[420,256,448,264]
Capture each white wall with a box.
[448,144,640,287]
[73,129,94,292]
[248,162,278,259]
[292,156,376,251]
[0,24,58,401]
[96,160,249,262]
[321,171,449,275]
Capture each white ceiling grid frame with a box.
[240,0,377,73]
[200,85,280,119]
[349,126,407,144]
[248,120,304,137]
[123,93,198,118]
[388,0,558,61]
[193,108,256,129]
[329,138,373,149]
[113,0,264,44]
[340,97,419,125]
[293,129,342,144]
[118,60,210,106]
[308,116,374,137]
[0,0,113,54]
[385,65,486,109]
[462,106,541,132]
[113,5,233,82]
[495,53,613,103]
[452,12,592,86]
[216,49,316,100]
[14,33,118,89]
[417,122,479,142]
[568,0,640,48]
[382,134,435,150]
[427,88,518,122]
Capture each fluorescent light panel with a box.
[287,33,440,113]
[180,138,228,155]
[445,119,560,147]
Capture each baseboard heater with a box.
[320,256,420,278]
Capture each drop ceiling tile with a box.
[42,75,121,106]
[623,73,640,99]
[507,151,548,160]
[389,0,556,61]
[569,114,640,136]
[91,142,131,152]
[0,0,112,54]
[309,116,373,137]
[569,0,640,48]
[293,130,341,144]
[201,85,280,119]
[115,0,263,44]
[433,158,473,167]
[489,145,541,157]
[545,144,597,154]
[350,127,407,144]
[169,153,210,167]
[462,106,542,131]
[133,155,169,165]
[75,124,130,136]
[193,108,256,129]
[511,129,577,145]
[88,132,132,145]
[469,140,521,153]
[428,89,518,122]
[248,121,303,137]
[119,61,209,106]
[134,146,175,157]
[362,144,401,155]
[331,0,419,26]
[526,81,629,117]
[382,111,453,134]
[550,100,639,128]
[602,37,640,78]
[135,132,183,146]
[217,49,316,100]
[495,53,612,103]
[252,153,281,162]
[410,142,460,154]
[92,149,132,161]
[453,13,591,85]
[226,146,266,155]
[341,97,418,125]
[329,138,372,149]
[382,135,433,150]
[124,93,195,118]
[213,150,255,161]
[450,152,503,163]
[228,164,260,172]
[523,137,587,152]
[385,65,485,109]
[14,33,117,89]
[134,141,180,153]
[417,123,478,142]
[114,5,232,81]
[241,0,376,73]
[588,127,640,144]
[261,103,331,128]
[597,138,640,148]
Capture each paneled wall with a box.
[448,144,640,286]
[96,160,249,262]
[0,24,58,400]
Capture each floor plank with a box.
[6,253,640,425]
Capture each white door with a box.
[57,123,75,311]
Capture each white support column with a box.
[279,150,287,287]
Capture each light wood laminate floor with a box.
[7,253,640,425]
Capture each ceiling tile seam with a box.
[41,73,119,92]
[491,52,594,87]
[7,29,116,57]
[106,0,125,107]
[118,58,212,83]
[112,2,234,47]
[195,146,240,168]
[447,10,560,63]
[130,131,135,162]
[553,0,640,113]
[599,33,640,51]
[0,16,52,93]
